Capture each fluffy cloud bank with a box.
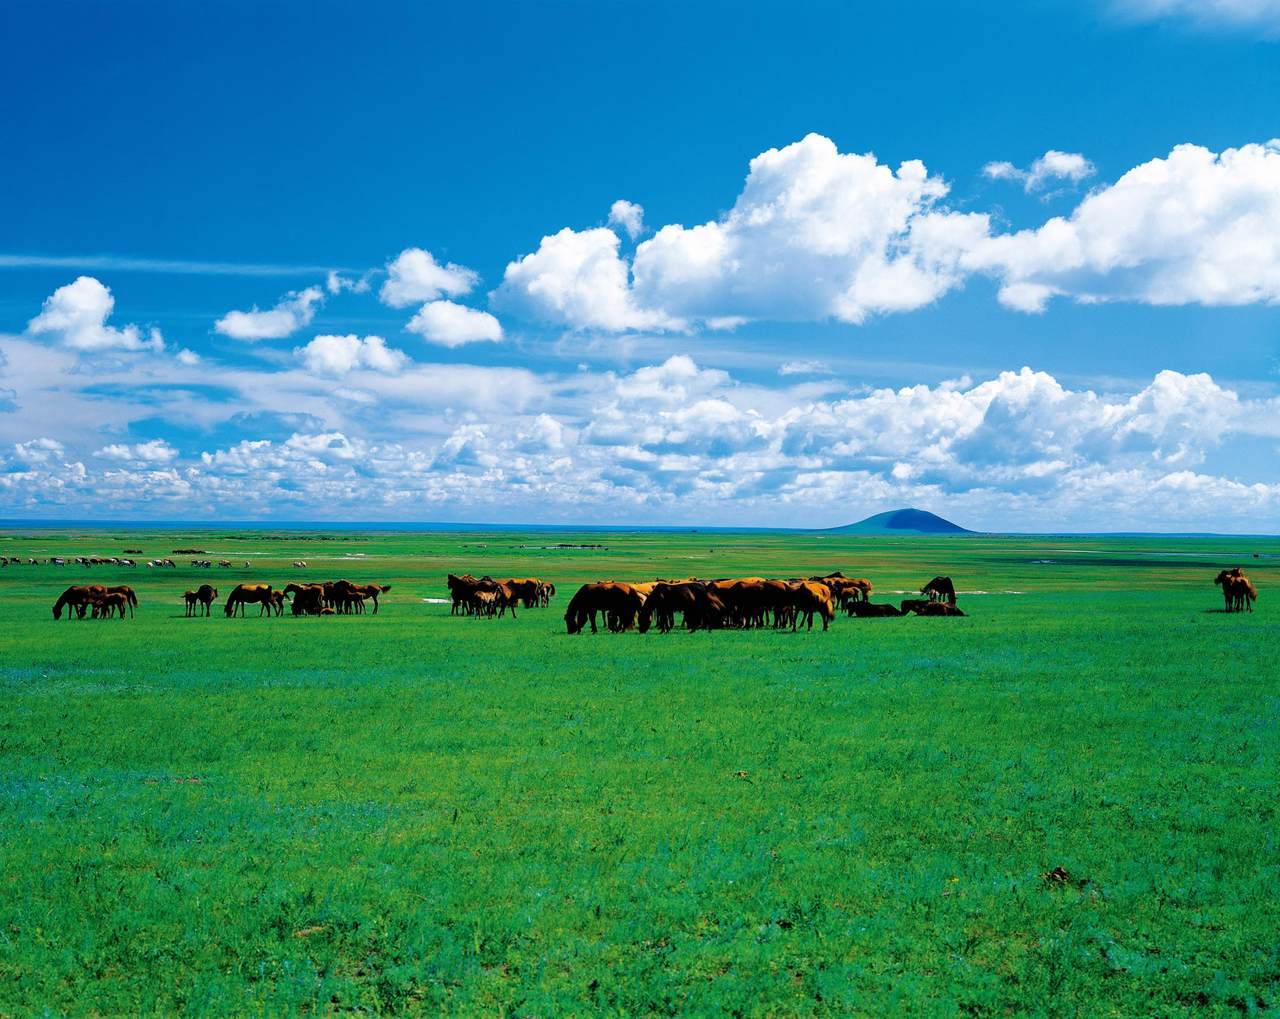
[1,334,1277,530]
[496,135,985,330]
[215,285,324,340]
[495,135,1280,329]
[971,140,1280,311]
[27,276,164,352]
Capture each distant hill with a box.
[826,508,975,535]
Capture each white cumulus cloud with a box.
[496,134,989,331]
[493,226,681,331]
[295,334,409,377]
[215,285,324,340]
[26,277,164,352]
[95,439,178,463]
[379,248,478,308]
[405,301,504,347]
[970,140,1280,311]
[608,199,646,240]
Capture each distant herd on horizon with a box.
[25,559,1261,627]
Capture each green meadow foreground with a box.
[0,529,1276,1016]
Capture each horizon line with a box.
[0,518,1276,539]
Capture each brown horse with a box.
[911,601,966,617]
[105,585,138,618]
[1215,568,1258,613]
[285,582,326,615]
[789,581,835,631]
[334,581,391,614]
[921,576,957,605]
[564,582,645,634]
[92,592,130,619]
[183,585,218,617]
[225,583,278,617]
[638,582,726,633]
[53,585,105,620]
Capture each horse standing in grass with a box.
[53,585,105,620]
[224,583,279,617]
[92,592,130,619]
[105,585,137,618]
[1215,568,1258,613]
[184,585,218,617]
[921,576,957,605]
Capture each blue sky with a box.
[2,0,1279,530]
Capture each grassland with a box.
[0,527,1276,1016]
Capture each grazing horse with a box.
[92,592,130,619]
[813,573,873,605]
[224,583,278,617]
[789,581,835,631]
[638,582,725,633]
[285,582,326,615]
[105,585,138,618]
[183,585,218,617]
[921,576,957,605]
[53,585,105,620]
[564,582,645,634]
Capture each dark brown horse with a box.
[183,585,218,617]
[53,585,105,620]
[225,583,278,617]
[921,576,957,605]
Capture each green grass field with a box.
[0,528,1276,1016]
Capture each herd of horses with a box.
[559,573,963,635]
[44,566,1263,626]
[222,580,392,616]
[52,580,392,620]
[446,575,556,617]
[51,585,139,619]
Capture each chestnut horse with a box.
[224,583,278,617]
[53,585,105,620]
